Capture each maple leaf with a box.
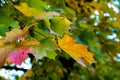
[58,34,94,67]
[4,27,29,43]
[50,17,71,35]
[8,46,34,65]
[3,28,39,66]
[4,29,24,43]
[33,39,57,60]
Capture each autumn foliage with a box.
[58,34,94,67]
[0,0,120,80]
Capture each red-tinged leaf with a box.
[58,34,94,67]
[4,28,28,43]
[8,46,34,65]
[4,29,23,43]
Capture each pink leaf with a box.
[8,46,34,65]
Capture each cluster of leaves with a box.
[0,0,120,80]
[0,0,94,67]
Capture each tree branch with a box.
[1,66,27,72]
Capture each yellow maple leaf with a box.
[58,34,94,66]
[14,3,42,17]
